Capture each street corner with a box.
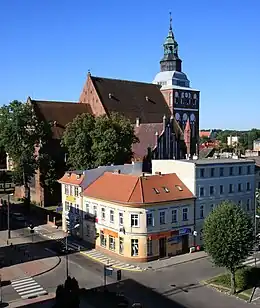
[80,250,147,272]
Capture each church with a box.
[20,16,201,206]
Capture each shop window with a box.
[100,231,106,247]
[119,237,124,254]
[131,239,139,256]
[109,235,115,251]
[147,239,152,256]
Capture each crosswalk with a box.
[11,277,48,299]
[243,255,260,267]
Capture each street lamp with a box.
[65,223,80,278]
[254,190,260,266]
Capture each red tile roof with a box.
[58,172,84,185]
[83,172,194,206]
[199,131,211,138]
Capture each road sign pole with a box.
[104,265,106,287]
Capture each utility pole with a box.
[65,233,69,278]
[7,193,10,239]
[0,274,2,304]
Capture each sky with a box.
[0,0,259,130]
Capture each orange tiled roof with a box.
[58,172,84,185]
[199,131,211,138]
[83,172,194,206]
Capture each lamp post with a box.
[65,223,80,278]
[254,190,260,267]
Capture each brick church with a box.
[17,17,200,206]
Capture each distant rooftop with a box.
[180,158,255,165]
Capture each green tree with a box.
[61,112,139,170]
[203,201,254,294]
[0,100,51,208]
[54,276,80,308]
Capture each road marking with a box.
[11,277,48,299]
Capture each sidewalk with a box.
[36,224,208,272]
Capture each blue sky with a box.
[0,0,259,130]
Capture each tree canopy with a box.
[54,276,80,308]
[61,112,139,170]
[0,100,51,207]
[203,201,254,294]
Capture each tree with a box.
[0,100,51,209]
[61,112,139,170]
[54,276,80,308]
[203,201,254,294]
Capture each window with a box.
[246,182,251,191]
[74,187,79,197]
[199,205,204,219]
[131,239,139,256]
[209,186,214,196]
[100,231,106,247]
[159,211,166,224]
[220,167,224,177]
[75,204,79,214]
[65,185,69,195]
[86,225,90,236]
[69,185,73,196]
[101,208,105,220]
[110,210,114,223]
[85,203,89,213]
[93,205,97,217]
[171,209,177,223]
[246,199,251,211]
[199,187,204,197]
[163,187,170,193]
[119,212,124,225]
[238,183,242,192]
[182,208,188,221]
[239,166,242,175]
[210,168,215,177]
[147,239,153,256]
[210,204,214,211]
[119,237,124,254]
[131,214,139,227]
[65,201,69,211]
[229,167,233,176]
[247,166,251,174]
[147,213,153,227]
[220,185,224,194]
[200,169,205,178]
[109,236,115,251]
[153,188,160,194]
[229,184,234,193]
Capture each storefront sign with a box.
[167,236,181,244]
[179,228,192,235]
[66,195,76,203]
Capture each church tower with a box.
[153,13,200,157]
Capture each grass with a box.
[204,266,260,301]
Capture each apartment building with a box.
[82,171,195,262]
[58,162,143,236]
[152,158,256,246]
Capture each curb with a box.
[151,254,208,270]
[80,251,145,272]
[32,255,61,278]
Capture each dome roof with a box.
[153,71,190,88]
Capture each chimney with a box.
[113,169,121,174]
[136,117,140,127]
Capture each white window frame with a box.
[182,207,188,221]
[131,239,139,256]
[119,212,124,226]
[131,214,139,227]
[110,209,114,223]
[101,208,106,220]
[159,211,166,225]
[209,186,214,196]
[171,209,177,223]
[69,185,73,196]
[65,185,69,195]
[74,186,79,197]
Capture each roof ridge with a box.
[127,176,141,202]
[32,100,78,104]
[91,75,155,87]
[139,177,144,203]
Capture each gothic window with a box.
[193,93,197,100]
[175,113,180,122]
[190,114,196,137]
[182,113,188,125]
[181,92,184,99]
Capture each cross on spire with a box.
[169,11,172,30]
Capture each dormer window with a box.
[163,187,170,193]
[175,185,183,191]
[153,188,160,194]
[76,174,81,180]
[66,172,71,178]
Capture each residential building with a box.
[245,156,260,190]
[227,135,239,147]
[58,162,143,236]
[253,140,260,152]
[152,158,255,246]
[82,172,195,262]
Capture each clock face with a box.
[175,113,180,121]
[185,93,188,98]
[183,113,188,121]
[190,113,195,122]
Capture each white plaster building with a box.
[152,158,256,246]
